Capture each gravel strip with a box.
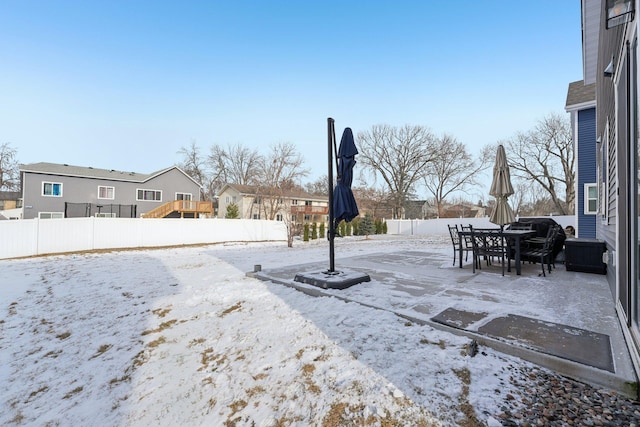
[494,366,640,426]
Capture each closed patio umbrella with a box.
[489,144,515,227]
[333,127,359,225]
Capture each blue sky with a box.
[1,1,582,188]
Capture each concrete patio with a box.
[250,238,638,398]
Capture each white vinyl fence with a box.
[386,216,576,236]
[0,217,287,260]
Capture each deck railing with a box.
[141,200,213,218]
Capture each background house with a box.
[0,191,22,220]
[217,183,329,225]
[565,80,597,238]
[20,162,209,219]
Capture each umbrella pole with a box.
[327,118,336,273]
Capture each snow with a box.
[1,235,568,426]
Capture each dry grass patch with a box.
[43,350,62,358]
[152,307,172,318]
[420,338,447,349]
[199,347,228,371]
[56,331,71,340]
[89,344,113,360]
[28,386,49,401]
[63,386,83,399]
[301,363,321,394]
[189,337,206,347]
[453,367,480,427]
[220,301,243,317]
[225,399,248,427]
[141,319,177,335]
[147,336,166,348]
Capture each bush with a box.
[338,221,345,237]
[311,223,318,240]
[225,202,240,219]
[303,223,310,242]
[359,213,375,236]
[319,222,325,239]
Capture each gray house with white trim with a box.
[20,162,204,219]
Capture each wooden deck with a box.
[141,200,213,219]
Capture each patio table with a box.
[458,229,537,275]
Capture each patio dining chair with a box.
[519,225,561,277]
[470,227,508,276]
[447,224,473,266]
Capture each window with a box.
[276,214,283,221]
[42,182,62,197]
[305,200,312,206]
[292,199,298,205]
[225,196,230,203]
[137,189,162,201]
[176,192,192,201]
[584,183,598,214]
[254,196,262,204]
[39,212,64,219]
[98,186,115,200]
[304,214,311,221]
[253,213,260,219]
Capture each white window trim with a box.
[39,212,64,219]
[42,181,63,197]
[175,192,192,201]
[98,186,115,200]
[584,183,598,215]
[136,188,162,202]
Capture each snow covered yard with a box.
[1,237,553,426]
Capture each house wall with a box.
[596,6,625,298]
[593,0,640,378]
[22,168,200,219]
[218,187,248,218]
[577,107,598,238]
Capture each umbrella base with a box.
[294,269,370,290]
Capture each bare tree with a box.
[422,135,492,217]
[0,143,19,191]
[206,143,262,187]
[256,142,309,220]
[357,124,438,219]
[304,175,328,196]
[352,184,393,219]
[502,113,574,215]
[177,141,224,201]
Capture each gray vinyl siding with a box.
[21,167,201,219]
[595,3,624,299]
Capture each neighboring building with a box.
[217,183,329,224]
[440,203,486,219]
[565,80,597,238]
[579,0,640,380]
[0,191,22,220]
[20,162,210,219]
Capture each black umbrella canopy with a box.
[333,127,359,224]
